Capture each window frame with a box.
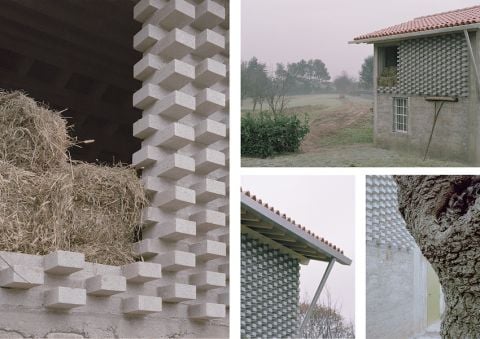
[392,97,409,133]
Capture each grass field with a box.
[241,93,468,167]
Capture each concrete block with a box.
[133,239,160,259]
[158,283,196,302]
[195,88,225,116]
[194,148,225,174]
[144,91,195,119]
[190,240,226,261]
[153,186,195,210]
[143,122,194,149]
[143,218,196,240]
[218,262,229,276]
[154,28,195,59]
[149,59,195,90]
[46,333,84,339]
[218,291,229,306]
[134,0,162,22]
[142,176,164,195]
[133,84,164,110]
[157,0,195,29]
[146,153,195,180]
[195,119,226,144]
[194,29,225,58]
[158,250,195,271]
[86,275,127,296]
[45,287,86,309]
[133,114,162,139]
[190,271,225,290]
[192,178,225,202]
[0,265,44,289]
[133,24,165,52]
[190,210,226,232]
[44,251,84,275]
[193,0,225,30]
[195,58,226,87]
[122,295,162,315]
[132,145,161,168]
[141,206,162,225]
[122,262,162,283]
[134,53,164,81]
[189,303,226,319]
[218,232,229,245]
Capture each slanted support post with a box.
[298,257,336,336]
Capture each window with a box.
[393,97,408,132]
[378,45,399,87]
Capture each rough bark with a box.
[394,176,480,339]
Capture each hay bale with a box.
[0,90,72,173]
[0,161,147,265]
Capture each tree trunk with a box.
[394,176,480,338]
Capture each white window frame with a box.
[393,97,408,133]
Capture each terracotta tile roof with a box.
[240,188,344,255]
[354,5,480,41]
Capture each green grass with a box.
[317,117,373,147]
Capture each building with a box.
[0,0,229,337]
[366,176,443,339]
[352,6,480,164]
[240,190,352,338]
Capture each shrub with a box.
[241,111,309,158]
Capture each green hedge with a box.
[241,111,309,158]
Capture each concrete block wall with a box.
[132,0,229,331]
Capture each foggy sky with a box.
[241,175,356,324]
[241,0,479,79]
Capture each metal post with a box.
[298,258,336,336]
[464,29,480,92]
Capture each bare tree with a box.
[265,75,290,115]
[395,176,480,338]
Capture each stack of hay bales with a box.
[0,91,147,265]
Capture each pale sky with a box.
[241,0,479,79]
[241,175,356,324]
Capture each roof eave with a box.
[349,23,480,44]
[240,194,352,265]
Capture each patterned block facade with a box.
[241,233,300,338]
[132,0,229,326]
[366,175,415,250]
[378,33,469,97]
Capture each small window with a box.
[378,45,399,87]
[393,97,408,132]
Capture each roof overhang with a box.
[349,23,480,44]
[241,193,352,265]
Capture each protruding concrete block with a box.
[146,153,195,180]
[195,119,226,144]
[190,271,225,290]
[190,240,226,261]
[122,262,162,283]
[189,303,226,319]
[218,262,229,276]
[195,88,225,116]
[143,122,194,149]
[44,251,84,275]
[158,251,195,271]
[45,287,86,309]
[194,29,225,58]
[154,28,195,59]
[122,295,162,315]
[132,145,161,168]
[194,149,225,174]
[86,275,127,296]
[190,210,226,232]
[142,176,164,195]
[195,58,226,87]
[133,84,164,110]
[133,24,166,52]
[0,265,44,289]
[134,0,162,23]
[143,218,196,240]
[157,0,195,29]
[218,233,229,245]
[133,239,160,259]
[134,54,164,81]
[218,291,229,306]
[149,59,195,90]
[133,114,162,139]
[194,0,225,30]
[158,283,196,302]
[193,178,226,202]
[144,91,195,119]
[154,186,195,210]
